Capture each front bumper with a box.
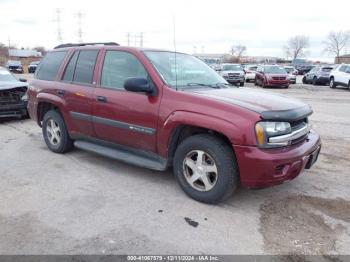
[223,75,245,83]
[245,73,256,80]
[0,101,28,118]
[234,130,321,188]
[265,80,289,87]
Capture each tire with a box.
[261,80,266,88]
[348,81,350,91]
[173,134,239,204]
[254,78,258,86]
[312,77,318,85]
[302,76,307,84]
[42,110,74,153]
[329,77,336,89]
[240,81,244,87]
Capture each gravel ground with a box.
[0,74,349,256]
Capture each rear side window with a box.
[62,51,79,82]
[73,50,99,84]
[101,51,148,89]
[36,51,67,81]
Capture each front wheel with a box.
[240,81,244,87]
[173,134,239,204]
[42,110,74,153]
[302,76,307,84]
[312,77,318,85]
[330,78,336,88]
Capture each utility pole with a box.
[75,11,84,43]
[126,32,131,46]
[139,32,144,47]
[55,9,63,43]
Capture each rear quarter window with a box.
[36,51,67,81]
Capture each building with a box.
[335,54,350,64]
[8,49,42,58]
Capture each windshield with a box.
[264,66,287,74]
[144,51,227,88]
[222,64,242,71]
[284,67,294,73]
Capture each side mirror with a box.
[124,77,156,96]
[19,78,27,82]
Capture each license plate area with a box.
[305,146,321,169]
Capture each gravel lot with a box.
[0,75,349,255]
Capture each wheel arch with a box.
[36,93,67,127]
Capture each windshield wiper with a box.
[186,83,223,89]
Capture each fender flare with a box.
[158,110,245,158]
[36,93,67,126]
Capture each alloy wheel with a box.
[46,119,61,145]
[183,150,218,192]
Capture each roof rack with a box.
[54,42,120,49]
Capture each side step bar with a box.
[74,140,167,171]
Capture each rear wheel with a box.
[173,134,239,204]
[42,110,74,153]
[240,81,244,87]
[302,76,307,84]
[348,81,350,91]
[312,77,318,85]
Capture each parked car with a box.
[302,65,334,85]
[296,64,315,75]
[244,64,258,82]
[255,65,290,88]
[27,43,321,204]
[217,63,245,86]
[28,61,41,73]
[329,64,350,90]
[284,66,297,84]
[6,60,23,73]
[0,67,28,118]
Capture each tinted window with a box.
[101,51,148,89]
[73,50,98,84]
[62,51,79,82]
[321,67,333,72]
[36,51,67,81]
[264,66,287,74]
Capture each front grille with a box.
[272,76,286,80]
[290,118,309,144]
[0,87,27,106]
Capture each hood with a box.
[189,88,312,121]
[221,70,243,74]
[0,81,28,91]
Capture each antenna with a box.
[173,14,178,91]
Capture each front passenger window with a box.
[101,51,148,89]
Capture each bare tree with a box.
[323,31,350,60]
[283,35,309,59]
[230,45,247,61]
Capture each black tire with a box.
[302,76,307,84]
[173,134,239,204]
[42,110,74,153]
[348,81,350,91]
[329,77,336,89]
[240,81,244,87]
[312,77,318,85]
[261,80,266,88]
[254,78,258,86]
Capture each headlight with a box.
[255,121,292,148]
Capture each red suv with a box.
[255,65,290,88]
[27,43,321,203]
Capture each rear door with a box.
[92,50,160,153]
[59,49,99,137]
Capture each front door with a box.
[92,50,160,153]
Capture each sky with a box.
[0,0,349,62]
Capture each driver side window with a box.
[101,51,148,90]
